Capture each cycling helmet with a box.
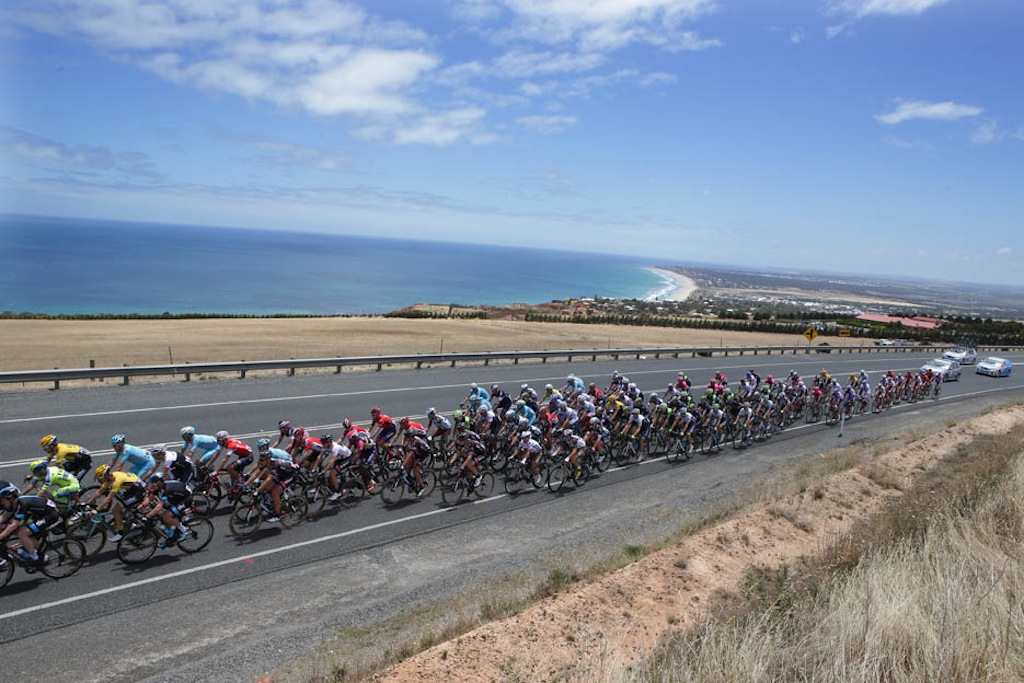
[470,383,478,390]
[370,406,381,416]
[0,481,18,500]
[320,434,333,444]
[342,418,352,430]
[505,410,515,420]
[150,443,167,455]
[180,426,196,439]
[545,384,553,391]
[214,430,230,443]
[40,434,58,450]
[427,407,437,417]
[293,427,306,440]
[148,472,165,484]
[519,431,532,441]
[111,434,126,447]
[278,420,291,430]
[94,464,110,480]
[563,428,574,438]
[515,399,525,407]
[256,438,271,452]
[399,417,410,428]
[632,408,641,415]
[478,406,489,415]
[521,383,529,390]
[590,416,600,425]
[491,384,499,392]
[29,459,47,473]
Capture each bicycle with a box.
[546,453,589,493]
[380,467,437,506]
[65,505,121,559]
[228,489,308,539]
[439,465,495,506]
[502,456,546,496]
[116,511,215,565]
[0,531,86,589]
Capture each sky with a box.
[1,0,1022,286]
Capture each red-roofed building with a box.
[855,313,941,330]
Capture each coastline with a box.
[643,267,698,302]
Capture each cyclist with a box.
[561,428,587,476]
[245,442,298,523]
[272,420,297,449]
[110,434,156,477]
[0,481,62,564]
[210,431,255,490]
[22,460,80,505]
[488,384,513,421]
[143,473,192,547]
[562,374,586,399]
[466,383,490,406]
[512,400,537,426]
[515,432,545,488]
[89,464,147,542]
[180,426,220,469]
[146,444,195,485]
[312,433,349,472]
[622,408,650,460]
[369,407,398,449]
[39,434,93,482]
[425,407,453,452]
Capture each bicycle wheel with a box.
[547,463,569,493]
[504,468,526,495]
[380,475,406,507]
[117,527,158,565]
[229,503,262,539]
[474,471,495,497]
[490,448,508,473]
[0,551,13,589]
[418,469,437,498]
[280,495,307,528]
[302,483,328,518]
[665,436,682,463]
[440,477,465,506]
[40,538,86,580]
[336,477,365,509]
[190,493,214,517]
[177,517,214,554]
[67,517,107,559]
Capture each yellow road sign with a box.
[803,327,818,342]
[838,328,851,337]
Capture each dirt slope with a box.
[372,406,1024,683]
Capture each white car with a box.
[921,358,961,381]
[976,357,1013,378]
[942,347,978,365]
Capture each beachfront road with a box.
[1,351,1023,683]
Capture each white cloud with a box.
[875,99,983,124]
[8,1,440,124]
[996,247,1012,255]
[789,28,806,44]
[838,0,954,17]
[969,120,1001,145]
[0,125,164,182]
[518,114,578,134]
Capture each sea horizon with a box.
[0,214,683,316]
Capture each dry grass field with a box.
[0,318,833,372]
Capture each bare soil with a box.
[370,406,1024,683]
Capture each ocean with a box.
[0,214,674,316]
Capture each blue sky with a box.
[2,0,1022,286]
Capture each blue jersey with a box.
[514,404,537,425]
[184,434,220,464]
[116,444,156,476]
[468,386,489,403]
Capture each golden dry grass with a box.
[0,318,833,371]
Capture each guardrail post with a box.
[416,361,423,369]
[376,363,383,371]
[123,365,130,385]
[336,365,342,374]
[451,359,457,368]
[567,355,572,362]
[240,369,246,379]
[53,375,59,390]
[591,353,597,361]
[484,358,490,366]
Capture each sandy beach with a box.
[644,267,698,302]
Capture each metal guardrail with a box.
[2,344,1021,390]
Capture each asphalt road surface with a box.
[2,350,1022,683]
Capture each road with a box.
[1,351,1022,683]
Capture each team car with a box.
[942,347,978,365]
[920,358,961,381]
[975,357,1013,378]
